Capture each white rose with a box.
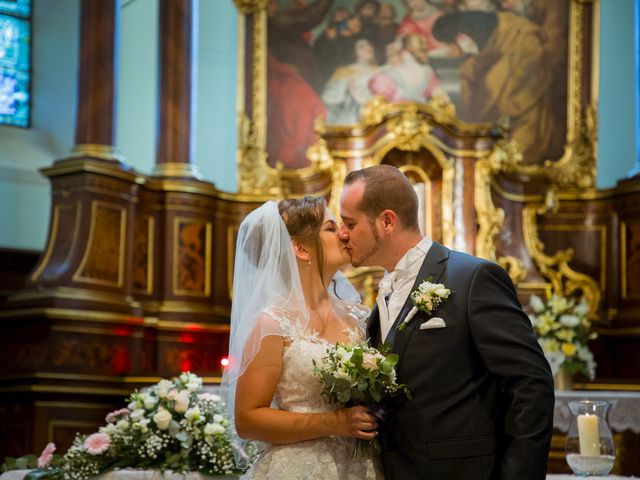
[143,395,157,410]
[127,401,138,411]
[130,409,145,421]
[174,391,191,413]
[435,288,450,298]
[559,314,580,328]
[529,295,545,314]
[573,301,589,316]
[186,381,200,392]
[205,423,226,435]
[102,424,117,435]
[185,407,201,421]
[153,408,172,430]
[116,420,129,430]
[213,414,224,424]
[156,380,173,398]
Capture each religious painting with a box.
[239,0,595,175]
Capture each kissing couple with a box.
[223,165,555,480]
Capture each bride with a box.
[223,198,383,479]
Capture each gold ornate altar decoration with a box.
[234,0,609,314]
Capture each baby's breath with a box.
[38,373,255,478]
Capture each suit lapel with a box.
[388,242,450,363]
[367,304,381,347]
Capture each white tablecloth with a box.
[547,476,635,479]
[554,390,640,433]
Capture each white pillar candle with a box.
[577,413,600,457]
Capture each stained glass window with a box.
[0,0,30,128]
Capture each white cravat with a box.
[376,271,396,341]
[379,236,433,342]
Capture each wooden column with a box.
[72,0,122,162]
[153,0,200,178]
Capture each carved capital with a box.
[233,0,268,14]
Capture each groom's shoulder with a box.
[446,247,488,269]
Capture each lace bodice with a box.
[242,303,382,480]
[273,303,366,414]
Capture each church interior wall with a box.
[597,0,638,188]
[0,0,239,251]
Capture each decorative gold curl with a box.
[522,187,601,317]
[237,114,285,197]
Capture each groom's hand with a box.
[335,405,378,440]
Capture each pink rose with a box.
[37,442,56,468]
[84,432,111,455]
[362,353,379,371]
[105,408,129,423]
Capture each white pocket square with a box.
[419,317,446,330]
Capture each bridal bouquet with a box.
[312,342,410,457]
[26,373,252,480]
[528,294,597,379]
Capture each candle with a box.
[577,413,600,457]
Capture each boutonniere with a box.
[397,280,451,331]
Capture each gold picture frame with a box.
[233,0,599,193]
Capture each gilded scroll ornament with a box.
[545,104,597,188]
[522,188,601,317]
[497,255,527,284]
[237,114,284,196]
[361,96,456,131]
[388,108,432,153]
[474,140,520,260]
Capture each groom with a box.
[338,165,555,480]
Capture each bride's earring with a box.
[308,256,312,266]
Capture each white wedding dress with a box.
[241,305,383,480]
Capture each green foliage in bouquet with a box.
[313,342,410,405]
[313,342,411,457]
[528,293,597,379]
[18,373,254,480]
[1,455,39,473]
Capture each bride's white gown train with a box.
[242,308,383,479]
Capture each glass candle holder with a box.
[565,400,615,476]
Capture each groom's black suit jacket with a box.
[369,242,554,480]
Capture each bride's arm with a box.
[234,335,378,444]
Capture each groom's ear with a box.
[291,240,312,262]
[380,210,398,233]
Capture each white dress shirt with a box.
[380,236,433,341]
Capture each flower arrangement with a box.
[398,280,451,331]
[312,342,410,457]
[528,294,597,380]
[25,373,253,480]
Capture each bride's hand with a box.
[333,405,378,440]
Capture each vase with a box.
[565,400,615,476]
[554,367,574,391]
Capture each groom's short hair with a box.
[344,165,419,231]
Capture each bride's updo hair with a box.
[278,196,327,279]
